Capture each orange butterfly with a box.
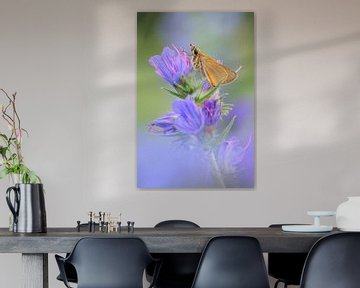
[190,44,241,87]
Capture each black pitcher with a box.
[6,183,47,233]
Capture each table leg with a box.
[22,253,48,288]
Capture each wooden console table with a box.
[0,227,338,288]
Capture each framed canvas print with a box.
[137,12,254,188]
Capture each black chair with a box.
[147,220,201,288]
[191,236,270,288]
[268,224,308,288]
[56,223,99,284]
[56,262,77,284]
[55,237,160,288]
[300,232,360,288]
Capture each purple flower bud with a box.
[218,137,251,174]
[149,112,179,135]
[202,98,222,126]
[173,97,205,134]
[148,46,192,85]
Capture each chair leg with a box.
[274,280,289,288]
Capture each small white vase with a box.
[336,197,360,231]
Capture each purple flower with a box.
[149,112,178,135]
[218,137,251,174]
[149,46,192,85]
[202,98,222,126]
[173,97,205,134]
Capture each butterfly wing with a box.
[200,55,238,86]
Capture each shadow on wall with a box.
[261,31,360,62]
[257,11,360,213]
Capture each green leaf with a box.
[0,133,8,142]
[173,83,190,96]
[195,85,220,104]
[0,168,9,179]
[16,164,41,184]
[10,153,17,161]
[28,170,41,184]
[161,87,185,99]
[1,146,8,158]
[21,128,29,137]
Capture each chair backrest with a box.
[300,232,360,288]
[155,219,200,228]
[191,236,270,288]
[268,224,308,285]
[66,237,154,288]
[150,220,201,287]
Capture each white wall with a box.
[0,0,359,287]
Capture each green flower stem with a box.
[209,151,225,188]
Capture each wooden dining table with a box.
[0,226,339,288]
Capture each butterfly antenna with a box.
[235,65,243,73]
[235,65,243,74]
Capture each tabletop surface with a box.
[0,227,340,253]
